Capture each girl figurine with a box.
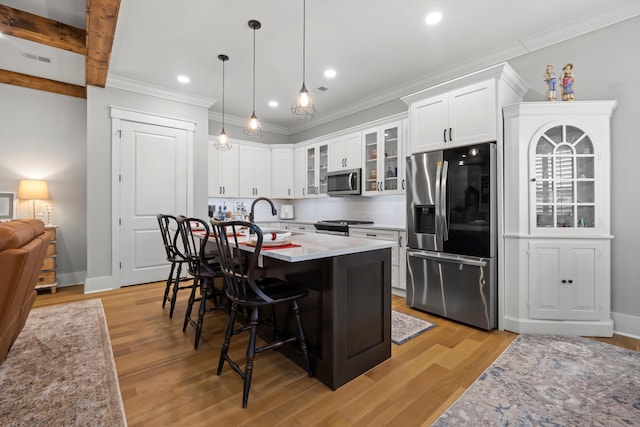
[561,63,576,101]
[544,65,557,101]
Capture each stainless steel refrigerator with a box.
[406,142,497,330]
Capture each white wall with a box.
[85,85,210,292]
[0,84,87,286]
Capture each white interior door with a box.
[119,120,188,286]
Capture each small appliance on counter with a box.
[279,204,295,220]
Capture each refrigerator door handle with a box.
[441,160,449,241]
[434,162,443,246]
[407,250,487,267]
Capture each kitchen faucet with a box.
[249,197,277,226]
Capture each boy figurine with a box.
[544,65,557,101]
[561,63,576,101]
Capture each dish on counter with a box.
[244,238,292,247]
[258,229,292,243]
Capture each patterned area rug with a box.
[0,299,127,426]
[392,310,436,344]
[433,334,640,426]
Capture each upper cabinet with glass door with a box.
[363,121,403,195]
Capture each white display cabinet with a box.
[503,101,616,336]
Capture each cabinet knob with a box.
[449,127,453,142]
[568,279,573,284]
[561,279,567,284]
[443,129,447,143]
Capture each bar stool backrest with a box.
[210,220,274,304]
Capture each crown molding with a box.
[106,74,217,108]
[208,111,290,135]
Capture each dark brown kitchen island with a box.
[206,231,393,390]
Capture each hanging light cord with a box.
[252,26,256,112]
[221,58,225,129]
[302,0,306,85]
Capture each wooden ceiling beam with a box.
[0,5,87,55]
[0,69,86,99]
[86,0,121,88]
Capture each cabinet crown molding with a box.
[503,101,618,118]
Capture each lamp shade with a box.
[18,180,49,200]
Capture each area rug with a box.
[0,299,127,426]
[433,334,640,426]
[391,310,436,344]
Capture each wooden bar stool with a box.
[176,216,228,349]
[210,220,313,408]
[156,214,193,318]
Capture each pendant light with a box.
[291,0,316,119]
[215,54,231,151]
[244,20,263,137]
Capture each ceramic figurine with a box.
[544,65,557,101]
[561,63,576,101]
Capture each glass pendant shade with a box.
[244,20,263,137]
[216,129,231,151]
[215,54,232,151]
[291,0,316,119]
[291,82,317,119]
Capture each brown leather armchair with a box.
[0,219,51,364]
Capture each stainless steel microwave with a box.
[327,168,361,196]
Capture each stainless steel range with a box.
[314,220,374,236]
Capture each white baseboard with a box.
[84,275,119,294]
[612,311,640,339]
[502,316,614,337]
[56,271,86,287]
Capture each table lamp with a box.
[18,179,49,219]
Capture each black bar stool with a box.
[176,216,228,349]
[210,220,313,408]
[156,214,193,318]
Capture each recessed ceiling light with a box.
[425,11,442,25]
[324,69,336,78]
[268,100,279,108]
[177,75,190,84]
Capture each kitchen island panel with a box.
[262,247,391,390]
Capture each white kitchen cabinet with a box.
[207,138,239,197]
[293,146,306,198]
[271,145,294,199]
[402,63,527,155]
[329,132,362,171]
[294,142,329,198]
[409,80,496,153]
[528,240,608,321]
[362,121,403,195]
[350,227,405,295]
[503,101,616,336]
[238,144,271,198]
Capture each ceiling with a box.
[2,0,640,135]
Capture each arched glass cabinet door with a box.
[533,124,595,229]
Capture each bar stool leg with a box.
[194,279,211,349]
[218,303,238,375]
[292,299,313,377]
[162,262,176,308]
[168,262,183,318]
[243,307,260,408]
[183,278,199,333]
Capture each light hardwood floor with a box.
[33,283,638,426]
